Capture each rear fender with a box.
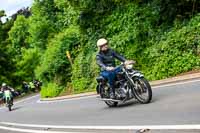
[96,76,106,83]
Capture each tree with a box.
[0,10,16,84]
[0,10,6,23]
[28,0,58,49]
[11,7,31,21]
[9,15,29,54]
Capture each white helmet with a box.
[2,83,6,87]
[97,38,108,47]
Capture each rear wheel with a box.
[133,77,152,104]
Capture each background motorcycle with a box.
[96,62,152,107]
[3,90,13,111]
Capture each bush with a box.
[14,48,41,83]
[36,26,81,96]
[36,26,80,84]
[143,14,200,80]
[71,51,99,93]
[40,82,63,98]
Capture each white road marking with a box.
[1,122,200,130]
[0,125,86,133]
[37,95,97,104]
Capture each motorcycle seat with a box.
[96,76,106,82]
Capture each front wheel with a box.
[132,77,152,104]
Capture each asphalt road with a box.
[0,79,200,133]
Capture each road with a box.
[0,79,200,133]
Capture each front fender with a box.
[131,72,144,78]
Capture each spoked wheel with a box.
[133,77,152,104]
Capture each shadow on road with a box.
[103,98,157,109]
[11,106,22,111]
[117,100,139,108]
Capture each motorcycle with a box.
[3,90,13,111]
[96,62,152,107]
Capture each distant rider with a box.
[0,83,14,104]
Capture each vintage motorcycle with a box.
[96,62,152,107]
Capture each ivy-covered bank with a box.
[1,0,200,98]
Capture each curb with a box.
[150,72,200,86]
[40,72,200,101]
[40,92,96,101]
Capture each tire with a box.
[105,101,118,107]
[133,77,152,104]
[6,99,12,111]
[8,105,11,111]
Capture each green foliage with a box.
[28,17,53,49]
[0,10,6,24]
[143,14,200,80]
[28,0,58,49]
[0,10,6,18]
[103,3,158,58]
[0,10,15,85]
[14,48,41,82]
[155,0,200,25]
[9,15,29,53]
[31,0,57,22]
[54,0,79,30]
[0,47,15,84]
[36,26,80,85]
[71,52,99,93]
[40,82,63,98]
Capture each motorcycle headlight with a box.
[125,64,133,69]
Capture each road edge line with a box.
[2,122,200,130]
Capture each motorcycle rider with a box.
[22,81,29,93]
[1,83,14,104]
[96,38,134,99]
